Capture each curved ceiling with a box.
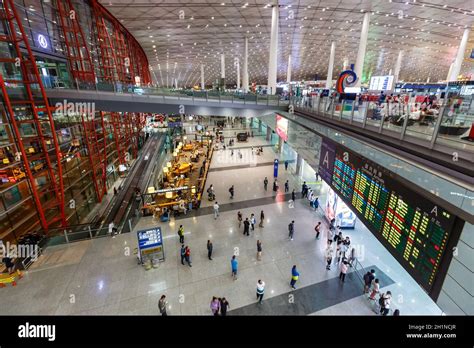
[101,0,474,87]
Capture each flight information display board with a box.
[319,138,456,294]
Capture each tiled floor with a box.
[0,121,443,316]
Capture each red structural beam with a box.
[90,0,150,86]
[55,0,96,83]
[1,0,67,229]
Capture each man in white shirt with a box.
[256,280,265,304]
[214,201,220,219]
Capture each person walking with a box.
[158,295,168,316]
[231,255,238,280]
[339,260,349,282]
[301,181,308,198]
[313,196,319,211]
[284,180,289,193]
[348,247,357,266]
[288,220,295,240]
[177,225,185,244]
[259,210,264,227]
[243,218,250,236]
[291,189,296,202]
[213,201,220,219]
[207,240,213,260]
[229,185,234,199]
[184,246,192,267]
[284,160,289,171]
[263,177,268,191]
[290,265,299,289]
[256,240,262,261]
[314,221,322,239]
[256,280,265,304]
[210,297,220,316]
[220,298,229,316]
[337,241,348,264]
[334,231,343,261]
[327,226,336,246]
[308,189,314,203]
[237,211,243,228]
[380,291,392,316]
[272,180,278,197]
[325,246,333,270]
[363,269,376,294]
[369,278,380,300]
[180,244,186,265]
[250,213,256,231]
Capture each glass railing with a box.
[40,78,290,107]
[259,111,473,217]
[291,95,474,161]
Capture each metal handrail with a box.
[41,80,291,106]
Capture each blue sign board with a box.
[137,227,164,261]
[168,122,183,128]
[32,31,51,52]
[273,159,279,178]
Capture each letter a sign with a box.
[318,138,336,184]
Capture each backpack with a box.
[288,223,292,231]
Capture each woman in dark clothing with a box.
[220,298,229,316]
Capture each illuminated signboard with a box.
[36,33,49,50]
[324,183,357,228]
[369,75,394,91]
[319,138,458,295]
[137,227,164,262]
[275,114,289,141]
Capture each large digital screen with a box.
[319,138,457,295]
[275,114,288,141]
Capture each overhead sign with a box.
[369,75,394,91]
[148,186,189,194]
[137,227,164,262]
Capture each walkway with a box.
[0,120,442,316]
